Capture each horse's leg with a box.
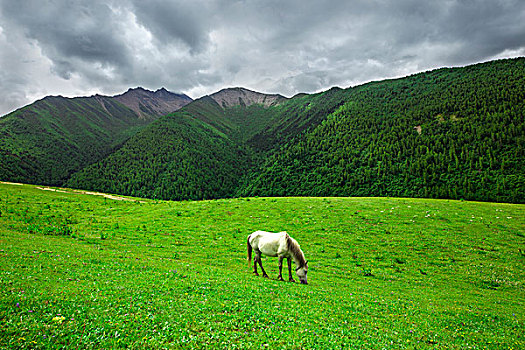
[253,251,259,276]
[278,256,284,281]
[257,253,268,278]
[287,257,295,282]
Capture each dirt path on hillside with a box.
[36,187,68,193]
[1,181,145,203]
[72,190,145,202]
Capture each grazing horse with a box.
[247,231,308,284]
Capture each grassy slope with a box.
[0,183,523,349]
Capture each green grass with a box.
[0,183,523,349]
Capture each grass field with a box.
[0,182,523,349]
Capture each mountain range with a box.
[1,58,524,203]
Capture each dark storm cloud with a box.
[1,0,130,79]
[0,0,524,115]
[129,0,212,53]
[439,0,525,62]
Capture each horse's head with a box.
[296,261,308,284]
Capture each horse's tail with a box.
[247,234,252,262]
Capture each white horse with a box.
[247,231,308,284]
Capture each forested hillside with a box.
[1,58,524,202]
[247,87,348,152]
[66,114,250,200]
[242,59,525,203]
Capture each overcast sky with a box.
[1,0,524,115]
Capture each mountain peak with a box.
[124,87,148,94]
[113,87,192,119]
[209,87,286,108]
[118,87,189,98]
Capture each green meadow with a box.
[0,182,523,349]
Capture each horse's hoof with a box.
[289,279,296,283]
[254,272,259,276]
[263,274,269,278]
[278,276,284,281]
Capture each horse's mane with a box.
[285,234,307,268]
